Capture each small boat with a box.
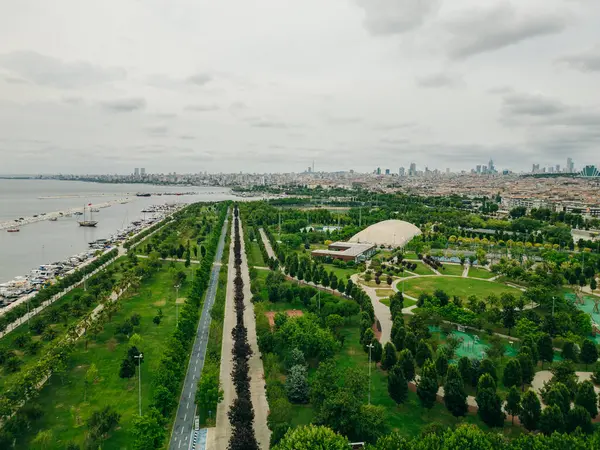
[7,228,20,232]
[90,208,100,213]
[49,217,58,222]
[78,204,98,227]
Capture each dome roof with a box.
[349,219,421,247]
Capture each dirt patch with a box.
[153,300,166,307]
[106,338,118,352]
[265,309,304,328]
[371,322,382,341]
[176,297,187,304]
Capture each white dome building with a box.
[349,219,422,248]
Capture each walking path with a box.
[350,273,391,345]
[169,212,229,450]
[462,265,470,278]
[259,228,276,260]
[210,217,270,449]
[137,255,201,264]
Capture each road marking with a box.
[184,413,187,421]
[188,392,191,399]
[178,440,182,448]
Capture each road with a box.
[259,228,276,260]
[169,211,229,450]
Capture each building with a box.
[399,167,405,177]
[580,165,600,177]
[409,163,417,176]
[488,159,495,173]
[349,219,422,248]
[567,158,574,173]
[311,242,376,263]
[385,169,390,175]
[476,165,482,174]
[140,168,146,176]
[376,167,381,175]
[134,168,140,176]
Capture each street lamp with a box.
[134,353,144,416]
[174,284,180,328]
[366,343,374,405]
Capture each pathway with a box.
[137,255,201,264]
[259,228,276,260]
[350,274,391,345]
[210,217,270,449]
[462,265,469,278]
[169,212,229,450]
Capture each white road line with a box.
[188,392,191,399]
[178,440,182,449]
[184,413,187,421]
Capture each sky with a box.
[0,0,599,174]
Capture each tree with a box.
[539,405,564,435]
[362,328,375,351]
[537,334,554,368]
[356,404,387,444]
[479,358,497,383]
[310,360,339,411]
[518,353,535,390]
[435,352,449,380]
[381,342,397,370]
[84,363,98,401]
[485,334,506,361]
[390,318,405,350]
[87,406,121,444]
[415,340,432,368]
[285,348,306,370]
[388,365,408,405]
[505,386,521,424]
[120,357,136,379]
[562,340,579,362]
[444,365,468,417]
[575,380,598,418]
[404,332,417,356]
[31,429,53,450]
[580,339,598,369]
[398,349,415,382]
[152,385,177,416]
[129,333,142,349]
[132,408,166,450]
[273,425,349,450]
[502,359,522,389]
[196,365,223,414]
[519,389,541,431]
[417,360,438,409]
[286,365,309,404]
[475,376,505,427]
[566,406,593,434]
[502,303,517,336]
[370,338,383,363]
[458,357,471,385]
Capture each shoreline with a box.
[0,198,133,231]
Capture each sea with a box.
[0,179,240,283]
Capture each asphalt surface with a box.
[169,212,229,450]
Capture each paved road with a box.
[259,228,276,260]
[169,212,229,450]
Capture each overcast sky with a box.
[1,0,599,174]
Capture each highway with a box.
[169,211,229,450]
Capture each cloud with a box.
[184,104,219,112]
[2,74,28,84]
[153,112,178,119]
[326,116,363,125]
[380,138,410,145]
[445,3,568,59]
[502,92,567,116]
[145,125,169,136]
[248,118,288,129]
[0,51,125,88]
[372,122,417,131]
[100,97,146,112]
[179,135,195,140]
[356,0,441,36]
[558,45,600,72]
[187,73,212,86]
[416,72,464,88]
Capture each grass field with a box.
[408,262,436,276]
[467,267,496,279]
[248,241,266,267]
[401,276,521,300]
[438,264,464,277]
[375,289,395,298]
[321,263,359,281]
[15,262,189,449]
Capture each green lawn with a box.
[438,264,464,277]
[321,263,358,281]
[248,241,266,267]
[402,252,419,260]
[375,289,395,298]
[401,276,521,301]
[467,267,496,279]
[408,262,436,276]
[15,262,189,449]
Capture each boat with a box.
[7,228,20,232]
[78,204,98,227]
[136,193,151,197]
[90,208,100,213]
[49,217,58,221]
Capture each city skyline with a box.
[1,1,600,174]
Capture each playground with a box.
[430,325,518,361]
[565,291,600,342]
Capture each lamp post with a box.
[366,343,374,405]
[134,353,144,416]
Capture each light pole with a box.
[174,284,180,328]
[367,343,374,405]
[134,353,143,416]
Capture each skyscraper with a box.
[476,165,482,174]
[567,158,574,173]
[488,159,495,173]
[385,168,390,175]
[140,168,146,176]
[399,167,405,177]
[134,168,139,176]
[376,167,381,175]
[409,163,416,176]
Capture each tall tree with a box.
[286,365,309,404]
[417,360,438,409]
[566,406,593,434]
[537,334,554,368]
[398,349,415,382]
[580,339,598,369]
[458,357,472,385]
[444,365,468,418]
[273,425,349,450]
[502,359,522,389]
[505,386,521,425]
[390,318,406,350]
[519,389,541,431]
[575,380,598,419]
[387,365,408,405]
[475,375,505,427]
[539,405,564,435]
[518,353,535,390]
[415,340,432,368]
[381,342,398,371]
